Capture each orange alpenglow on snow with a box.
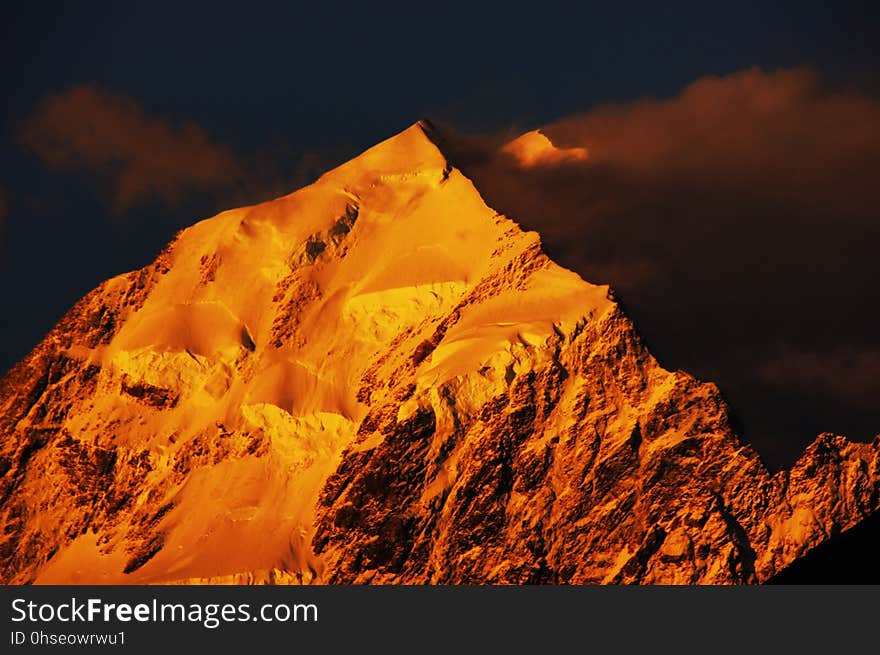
[0,121,877,584]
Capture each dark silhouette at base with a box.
[766,512,880,584]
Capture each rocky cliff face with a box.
[1,122,877,584]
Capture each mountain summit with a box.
[1,123,877,583]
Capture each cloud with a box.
[19,85,243,214]
[759,347,880,410]
[18,85,352,216]
[439,68,880,467]
[501,130,588,167]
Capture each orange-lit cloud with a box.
[442,67,880,465]
[18,85,355,217]
[19,85,243,214]
[501,130,588,167]
[543,67,880,215]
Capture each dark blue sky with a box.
[0,1,877,385]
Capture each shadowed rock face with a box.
[0,122,878,584]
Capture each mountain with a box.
[0,122,877,584]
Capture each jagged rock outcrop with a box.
[0,122,877,584]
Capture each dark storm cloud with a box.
[440,68,880,467]
[17,85,349,216]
